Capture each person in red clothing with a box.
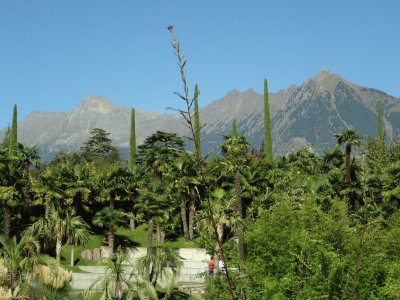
[208,255,215,275]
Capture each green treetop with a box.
[128,109,136,171]
[263,79,272,161]
[231,118,237,135]
[81,128,119,162]
[9,105,17,157]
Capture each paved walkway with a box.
[71,247,210,290]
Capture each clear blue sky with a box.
[1,0,399,129]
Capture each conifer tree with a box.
[128,109,137,230]
[9,105,17,157]
[194,84,201,160]
[128,108,136,171]
[263,79,273,161]
[231,118,237,135]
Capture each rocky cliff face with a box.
[269,70,400,155]
[1,71,399,159]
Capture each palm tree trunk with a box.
[146,214,155,281]
[109,227,115,258]
[72,200,78,216]
[215,223,224,267]
[3,206,11,238]
[216,223,224,246]
[180,194,189,241]
[235,170,244,219]
[147,215,154,255]
[129,211,136,230]
[156,225,161,243]
[235,169,245,266]
[188,187,196,242]
[129,196,136,230]
[114,275,122,300]
[214,226,222,275]
[22,166,31,217]
[155,226,166,244]
[71,245,75,267]
[110,196,115,209]
[56,233,62,264]
[8,267,19,289]
[45,198,50,220]
[160,229,166,244]
[345,145,351,184]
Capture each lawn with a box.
[61,224,199,268]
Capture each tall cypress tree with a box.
[231,118,237,135]
[9,104,17,157]
[128,108,136,171]
[128,109,137,230]
[263,79,273,161]
[193,84,201,160]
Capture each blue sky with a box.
[0,0,399,129]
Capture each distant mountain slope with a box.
[1,71,399,159]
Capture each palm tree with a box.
[0,186,19,238]
[17,143,40,216]
[335,129,362,209]
[92,207,129,257]
[0,234,72,299]
[33,167,63,220]
[172,153,200,242]
[0,150,22,238]
[136,178,170,280]
[0,235,46,290]
[335,129,362,184]
[84,246,132,300]
[220,132,250,266]
[62,163,93,216]
[66,215,91,267]
[137,131,185,251]
[137,245,182,288]
[100,167,132,209]
[84,247,165,300]
[126,165,141,230]
[198,188,233,269]
[26,205,91,264]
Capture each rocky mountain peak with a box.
[243,88,257,95]
[226,89,241,96]
[74,95,115,114]
[310,70,346,93]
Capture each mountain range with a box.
[1,70,399,160]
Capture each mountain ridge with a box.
[1,70,399,159]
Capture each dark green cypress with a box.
[193,84,201,160]
[128,109,136,171]
[231,118,237,135]
[263,79,273,161]
[9,104,17,157]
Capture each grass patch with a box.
[116,224,200,249]
[116,224,147,247]
[61,235,103,267]
[60,224,199,268]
